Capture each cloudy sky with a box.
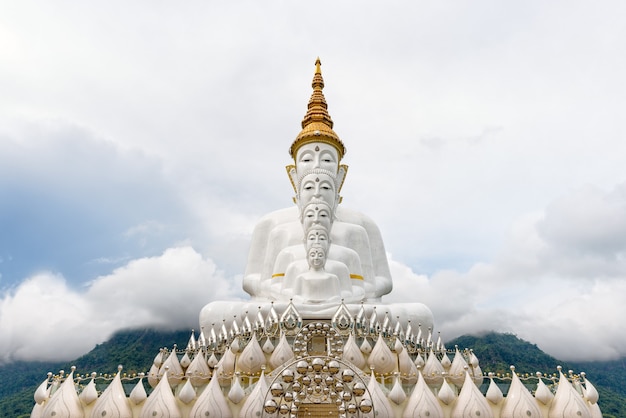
[1,1,625,364]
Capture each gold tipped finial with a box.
[289,58,346,160]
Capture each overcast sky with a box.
[1,1,625,364]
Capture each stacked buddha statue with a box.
[200,59,434,331]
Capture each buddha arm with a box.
[243,207,300,296]
[336,207,393,297]
[243,217,276,296]
[366,220,393,296]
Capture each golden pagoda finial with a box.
[289,58,346,160]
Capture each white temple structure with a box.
[31,59,603,418]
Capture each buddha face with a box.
[302,203,332,232]
[296,143,339,175]
[307,245,326,270]
[305,227,330,251]
[298,173,336,207]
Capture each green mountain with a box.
[67,328,191,376]
[0,360,65,418]
[1,329,624,417]
[0,328,189,418]
[447,332,626,417]
[447,332,563,375]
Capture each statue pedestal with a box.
[199,299,434,331]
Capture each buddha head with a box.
[286,58,348,201]
[306,243,327,271]
[305,225,330,251]
[295,142,339,175]
[300,201,333,232]
[297,172,338,210]
[288,164,347,206]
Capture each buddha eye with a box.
[299,151,314,163]
[320,152,335,163]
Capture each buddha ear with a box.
[336,164,348,194]
[286,165,298,193]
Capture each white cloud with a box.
[0,273,90,363]
[0,247,243,363]
[538,183,626,261]
[388,181,626,361]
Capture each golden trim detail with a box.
[289,58,346,160]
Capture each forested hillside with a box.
[0,328,189,418]
[447,332,626,417]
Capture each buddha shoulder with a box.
[252,206,299,231]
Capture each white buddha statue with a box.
[291,243,341,304]
[277,224,364,302]
[243,59,392,302]
[256,170,376,299]
[200,59,432,331]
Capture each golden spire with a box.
[289,58,346,160]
